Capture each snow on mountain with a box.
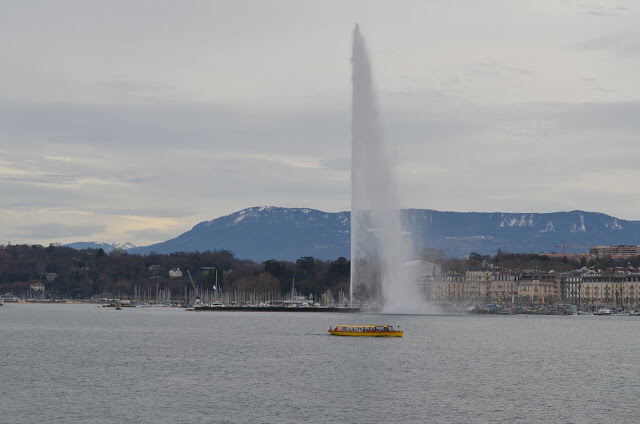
[500,214,534,228]
[65,241,137,252]
[540,221,555,233]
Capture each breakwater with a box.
[192,306,360,313]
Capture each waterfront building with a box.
[427,266,640,310]
[622,274,640,310]
[564,267,596,306]
[489,271,517,304]
[413,260,441,301]
[589,245,640,259]
[432,270,557,306]
[580,273,624,309]
[513,271,557,305]
[432,272,466,303]
[466,269,493,304]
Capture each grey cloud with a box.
[0,170,167,212]
[584,10,624,17]
[0,100,251,148]
[490,100,640,143]
[98,80,170,94]
[503,66,535,76]
[536,101,640,134]
[578,2,629,17]
[321,158,350,172]
[10,223,106,239]
[204,158,347,199]
[87,207,197,218]
[1,183,95,209]
[126,228,185,242]
[463,61,536,82]
[573,33,640,53]
[0,99,348,153]
[1,173,86,185]
[380,91,493,145]
[395,98,640,194]
[574,34,621,50]
[0,151,168,206]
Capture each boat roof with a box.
[336,324,394,327]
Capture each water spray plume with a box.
[350,25,434,314]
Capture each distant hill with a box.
[64,241,136,253]
[129,207,351,261]
[121,206,640,261]
[404,209,640,258]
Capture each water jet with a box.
[350,25,430,314]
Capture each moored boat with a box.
[328,324,403,337]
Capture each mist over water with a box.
[350,25,431,313]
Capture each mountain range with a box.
[64,241,137,253]
[65,207,640,261]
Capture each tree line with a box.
[1,244,637,300]
[0,244,350,300]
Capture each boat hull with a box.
[328,330,403,337]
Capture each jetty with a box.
[191,305,360,313]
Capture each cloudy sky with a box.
[1,0,640,247]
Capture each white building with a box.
[168,268,183,279]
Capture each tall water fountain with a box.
[350,25,428,313]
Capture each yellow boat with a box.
[328,324,403,337]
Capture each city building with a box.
[30,282,45,292]
[168,268,183,279]
[589,245,640,259]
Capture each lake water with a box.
[1,304,639,423]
